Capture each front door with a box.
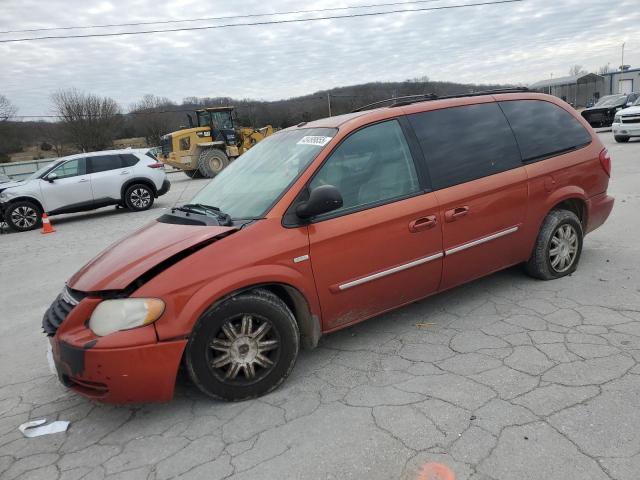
[407,102,528,290]
[305,120,443,331]
[39,157,92,213]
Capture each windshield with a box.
[197,110,233,129]
[25,161,61,181]
[189,127,337,219]
[594,94,626,107]
[633,97,640,106]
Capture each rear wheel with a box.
[198,148,229,178]
[4,200,42,232]
[184,169,203,179]
[615,135,630,143]
[185,289,300,401]
[124,184,154,211]
[525,209,583,280]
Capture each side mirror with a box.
[46,172,58,182]
[296,185,343,219]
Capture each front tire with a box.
[124,184,154,211]
[198,148,229,178]
[525,209,583,280]
[615,135,630,143]
[185,289,300,401]
[4,200,42,232]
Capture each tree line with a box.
[0,77,510,162]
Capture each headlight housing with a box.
[88,298,165,336]
[613,115,622,124]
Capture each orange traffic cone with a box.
[41,213,56,234]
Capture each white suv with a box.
[613,97,640,143]
[0,149,170,231]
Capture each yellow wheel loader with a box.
[158,106,273,178]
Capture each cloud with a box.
[1,0,639,116]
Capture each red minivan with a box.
[44,90,614,403]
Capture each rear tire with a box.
[185,289,300,401]
[525,209,583,280]
[184,169,203,179]
[124,184,154,211]
[4,200,42,232]
[615,135,630,143]
[198,148,229,178]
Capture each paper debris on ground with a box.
[19,419,70,437]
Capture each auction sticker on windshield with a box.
[297,136,333,146]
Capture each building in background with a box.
[530,68,640,107]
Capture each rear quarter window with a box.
[409,102,522,190]
[120,154,140,167]
[499,100,592,162]
[88,155,123,173]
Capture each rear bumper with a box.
[157,179,171,197]
[50,335,186,404]
[586,193,614,234]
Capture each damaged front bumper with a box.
[46,294,186,404]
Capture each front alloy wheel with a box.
[185,289,299,401]
[5,201,41,232]
[209,314,280,383]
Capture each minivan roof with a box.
[293,91,563,132]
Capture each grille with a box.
[42,287,86,336]
[621,116,640,124]
[161,135,172,155]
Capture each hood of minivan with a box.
[68,219,237,292]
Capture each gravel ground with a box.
[1,133,639,480]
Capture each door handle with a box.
[409,215,437,232]
[78,178,89,183]
[120,170,130,175]
[445,206,469,222]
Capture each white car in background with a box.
[0,149,170,232]
[613,97,640,143]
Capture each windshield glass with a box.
[594,94,626,107]
[196,110,233,129]
[189,127,337,219]
[26,161,61,181]
[633,97,640,106]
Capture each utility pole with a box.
[327,93,332,117]
[620,42,626,89]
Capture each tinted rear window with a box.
[120,154,139,167]
[409,103,522,190]
[499,100,592,162]
[89,155,123,173]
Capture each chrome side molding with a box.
[338,252,443,291]
[445,226,519,256]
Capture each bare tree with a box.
[0,95,17,122]
[39,121,68,157]
[598,64,612,75]
[51,88,122,152]
[569,65,587,76]
[129,94,178,146]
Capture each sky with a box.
[1,0,639,117]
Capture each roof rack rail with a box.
[351,87,529,113]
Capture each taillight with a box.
[147,163,165,169]
[599,148,611,177]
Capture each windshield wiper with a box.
[174,203,233,226]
